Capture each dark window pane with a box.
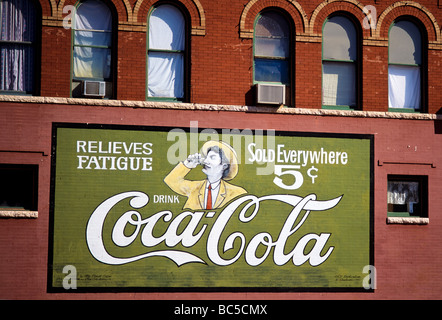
[387,177,427,218]
[0,165,38,211]
[255,58,289,83]
[254,11,290,84]
[255,11,289,40]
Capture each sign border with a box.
[47,122,374,293]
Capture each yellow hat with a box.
[200,141,239,180]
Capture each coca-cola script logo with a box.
[86,192,342,267]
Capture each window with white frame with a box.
[147,4,186,101]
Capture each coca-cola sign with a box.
[49,123,373,291]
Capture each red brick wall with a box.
[40,26,71,97]
[362,45,388,112]
[33,0,442,112]
[428,49,442,114]
[295,41,322,109]
[117,30,147,101]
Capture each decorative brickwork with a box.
[31,0,442,111]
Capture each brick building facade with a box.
[0,0,441,299]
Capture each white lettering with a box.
[85,191,205,266]
[77,156,152,171]
[275,144,349,166]
[247,143,275,163]
[77,140,87,153]
[86,192,342,267]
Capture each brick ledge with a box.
[0,95,439,121]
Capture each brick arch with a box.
[309,0,369,37]
[134,0,206,35]
[35,0,53,17]
[376,1,440,43]
[55,0,127,22]
[239,0,308,38]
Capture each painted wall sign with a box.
[49,123,373,292]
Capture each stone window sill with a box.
[387,217,429,225]
[0,210,38,219]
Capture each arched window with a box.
[0,0,39,94]
[254,11,290,85]
[322,15,358,109]
[147,4,186,101]
[388,20,423,111]
[72,0,114,98]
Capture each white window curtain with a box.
[388,65,421,109]
[73,0,112,79]
[148,5,184,51]
[148,52,183,98]
[388,20,422,110]
[73,46,111,79]
[0,0,36,92]
[148,5,185,99]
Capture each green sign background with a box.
[49,124,373,291]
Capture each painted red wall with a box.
[0,101,441,299]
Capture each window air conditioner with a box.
[83,81,106,97]
[256,83,286,105]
